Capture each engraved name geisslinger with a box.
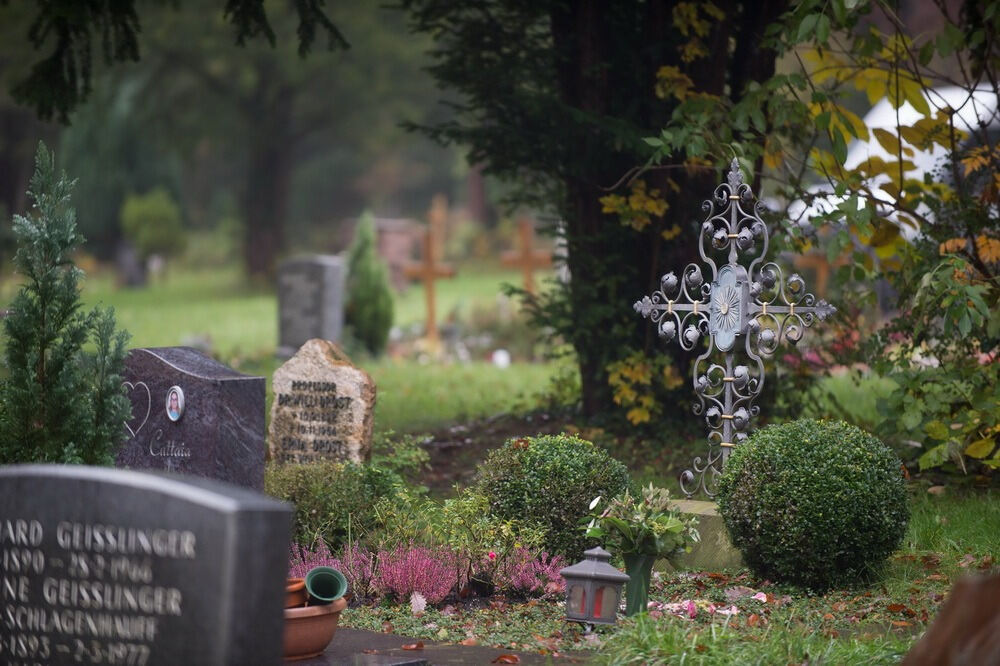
[0,518,197,664]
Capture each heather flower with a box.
[373,544,458,604]
[496,547,566,598]
[287,541,338,579]
[287,541,375,600]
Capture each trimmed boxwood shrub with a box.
[475,434,632,558]
[265,461,399,550]
[718,419,909,590]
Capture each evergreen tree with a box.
[344,211,394,356]
[0,143,131,465]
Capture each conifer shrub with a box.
[717,419,909,590]
[475,434,632,558]
[345,211,393,356]
[0,143,131,464]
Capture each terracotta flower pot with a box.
[285,578,307,609]
[283,596,347,661]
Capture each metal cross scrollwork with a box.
[634,159,837,499]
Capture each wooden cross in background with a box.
[428,194,449,265]
[404,224,455,345]
[502,217,552,295]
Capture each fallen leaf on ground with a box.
[887,603,906,612]
[493,655,520,664]
[460,638,478,646]
[401,642,424,650]
[362,650,378,654]
[381,621,394,633]
[958,554,977,567]
[748,613,761,627]
[891,621,911,628]
[832,601,848,612]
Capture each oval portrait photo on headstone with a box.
[166,385,185,422]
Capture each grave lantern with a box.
[559,546,630,626]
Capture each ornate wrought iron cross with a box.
[634,159,836,498]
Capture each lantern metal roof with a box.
[559,546,630,584]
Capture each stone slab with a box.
[277,255,345,358]
[0,464,292,665]
[269,339,375,465]
[658,500,743,572]
[301,627,589,665]
[116,347,266,489]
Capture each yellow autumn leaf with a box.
[975,235,1000,263]
[626,407,651,425]
[872,128,901,155]
[939,238,965,254]
[662,225,682,241]
[965,438,997,459]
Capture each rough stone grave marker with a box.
[0,464,291,666]
[116,347,266,489]
[277,255,345,358]
[269,339,376,465]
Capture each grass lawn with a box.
[19,262,560,434]
[341,489,1000,664]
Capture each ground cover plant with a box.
[334,489,999,661]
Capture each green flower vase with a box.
[623,553,655,616]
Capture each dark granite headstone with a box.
[0,464,292,666]
[116,348,265,489]
[277,255,345,358]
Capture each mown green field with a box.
[47,262,558,433]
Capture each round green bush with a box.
[717,419,909,590]
[475,434,632,558]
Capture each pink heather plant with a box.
[497,547,566,599]
[374,543,458,604]
[287,541,339,579]
[332,543,375,600]
[288,542,376,600]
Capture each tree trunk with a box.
[241,86,293,279]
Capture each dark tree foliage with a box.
[401,0,788,416]
[0,143,131,464]
[4,0,347,121]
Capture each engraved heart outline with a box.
[122,381,151,438]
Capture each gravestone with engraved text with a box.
[277,255,345,358]
[269,339,375,465]
[116,347,266,489]
[0,464,291,665]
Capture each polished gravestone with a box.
[116,347,266,489]
[277,255,345,358]
[0,465,291,666]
